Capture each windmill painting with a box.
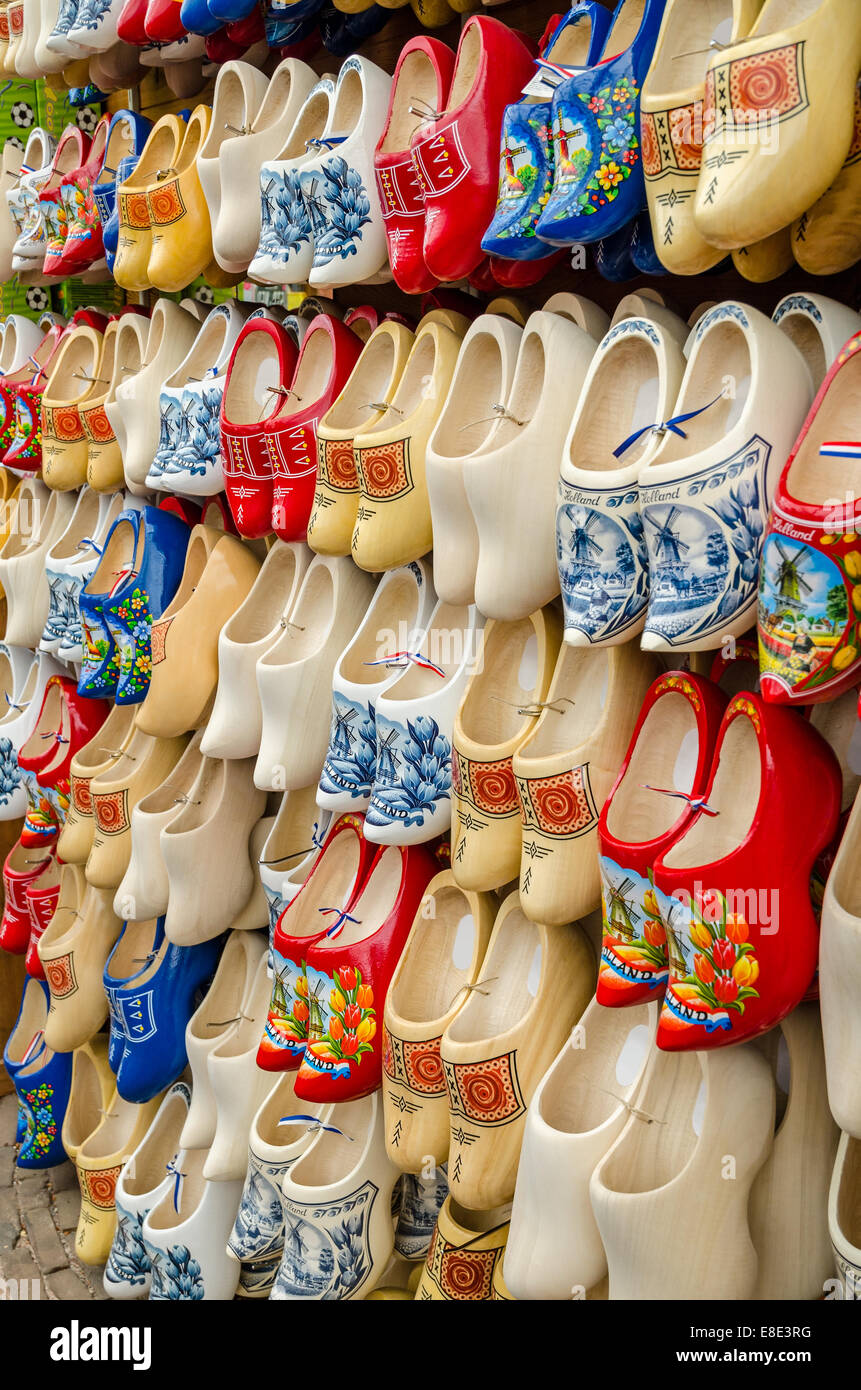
[758,531,846,684]
[640,499,730,642]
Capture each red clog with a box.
[0,840,54,955]
[410,16,536,284]
[117,0,150,42]
[294,839,437,1103]
[50,114,112,278]
[596,671,727,1009]
[488,248,566,289]
[269,315,362,544]
[24,861,60,980]
[759,331,861,707]
[0,320,66,469]
[221,317,301,540]
[157,495,203,528]
[653,692,840,1051]
[257,812,377,1072]
[17,676,109,851]
[144,0,188,42]
[344,305,380,342]
[39,127,91,279]
[421,287,482,322]
[375,36,455,296]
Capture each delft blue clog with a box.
[14,1036,73,1170]
[3,978,49,1144]
[535,0,666,247]
[100,507,190,707]
[265,4,321,48]
[105,918,224,1105]
[482,5,610,261]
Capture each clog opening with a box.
[831,809,861,916]
[430,330,509,456]
[162,756,226,837]
[148,1146,207,1228]
[0,319,20,372]
[548,13,596,67]
[82,321,118,407]
[379,50,441,152]
[253,63,299,135]
[45,133,84,188]
[384,602,472,697]
[776,311,826,393]
[104,918,161,983]
[662,712,761,867]
[324,327,403,431]
[18,676,66,763]
[142,304,169,367]
[598,1050,703,1194]
[330,64,364,136]
[288,1093,374,1187]
[329,843,402,947]
[84,118,110,178]
[96,118,138,188]
[445,1197,509,1237]
[137,735,203,816]
[78,1094,142,1163]
[0,654,38,730]
[603,0,646,59]
[448,23,480,110]
[82,516,138,598]
[338,572,420,684]
[837,1137,861,1249]
[518,645,610,760]
[282,823,363,941]
[811,688,861,812]
[221,328,282,424]
[0,650,12,707]
[167,310,230,390]
[445,902,540,1043]
[647,0,732,92]
[389,885,478,1022]
[274,84,333,161]
[291,324,335,405]
[785,350,861,502]
[45,329,100,404]
[133,121,181,186]
[188,935,248,1040]
[539,1007,652,1134]
[261,560,334,664]
[567,335,660,472]
[63,1048,106,1153]
[176,108,208,173]
[16,1044,59,1080]
[649,321,751,465]
[50,487,101,560]
[261,784,318,864]
[605,692,698,844]
[70,702,135,776]
[159,531,211,618]
[224,545,300,644]
[257,1075,319,1147]
[123,1090,188,1196]
[201,71,250,160]
[0,479,41,558]
[111,318,147,393]
[459,617,541,747]
[485,326,547,448]
[211,959,269,1059]
[5,977,48,1063]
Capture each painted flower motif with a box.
[597,161,624,191]
[725,914,749,944]
[604,116,633,152]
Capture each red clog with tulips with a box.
[293,839,437,1103]
[17,676,109,851]
[269,315,362,544]
[39,127,91,279]
[653,692,840,1051]
[221,317,300,540]
[410,16,536,285]
[596,671,727,1009]
[50,114,112,278]
[0,840,54,955]
[374,35,455,296]
[758,331,861,706]
[256,813,377,1073]
[4,310,110,475]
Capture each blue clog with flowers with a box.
[3,978,49,1145]
[14,1036,73,1169]
[482,5,610,261]
[535,0,666,247]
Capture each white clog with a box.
[504,997,655,1300]
[255,554,376,793]
[181,930,267,1151]
[143,1148,242,1302]
[0,643,48,821]
[214,57,317,275]
[425,314,523,607]
[202,953,272,1182]
[639,302,812,652]
[103,312,150,472]
[196,60,270,272]
[103,1080,191,1300]
[202,541,311,762]
[55,492,130,666]
[249,77,337,286]
[821,786,861,1138]
[258,785,325,970]
[556,316,686,647]
[829,1130,861,1299]
[0,480,76,648]
[772,291,861,395]
[274,1091,398,1301]
[365,601,485,845]
[33,0,68,73]
[66,0,124,52]
[542,292,610,342]
[317,560,434,814]
[40,486,105,656]
[113,299,201,496]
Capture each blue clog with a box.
[535,0,666,246]
[99,507,190,706]
[482,5,610,260]
[105,918,224,1104]
[594,218,638,281]
[14,1032,73,1170]
[179,0,223,33]
[317,2,388,58]
[96,111,153,273]
[3,978,49,1144]
[630,210,666,276]
[207,0,258,22]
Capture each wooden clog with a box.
[60,1035,113,1166]
[74,1089,162,1265]
[39,883,122,1051]
[196,60,270,274]
[772,290,861,394]
[415,1196,509,1301]
[504,996,655,1300]
[56,702,136,866]
[86,728,188,891]
[147,105,215,295]
[451,606,561,892]
[821,786,861,1136]
[40,323,105,492]
[440,893,595,1211]
[731,225,794,282]
[143,1145,242,1301]
[829,1130,861,1298]
[515,640,658,928]
[591,1040,774,1299]
[383,870,494,1172]
[113,114,186,293]
[792,80,861,275]
[113,299,200,495]
[203,953,272,1180]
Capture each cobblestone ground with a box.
[0,1090,103,1300]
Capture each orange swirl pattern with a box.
[82,1164,122,1209]
[71,775,91,817]
[318,437,358,491]
[43,405,85,443]
[147,181,185,227]
[640,112,660,176]
[93,788,129,836]
[517,766,595,839]
[81,405,115,444]
[452,749,519,818]
[705,44,806,132]
[44,953,76,1000]
[150,618,170,667]
[355,437,412,500]
[119,191,150,230]
[445,1051,524,1126]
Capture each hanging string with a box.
[613,392,726,459]
[446,975,498,1012]
[458,402,526,431]
[408,97,444,121]
[641,785,720,817]
[318,906,361,939]
[278,1114,352,1138]
[363,650,446,678]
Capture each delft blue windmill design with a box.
[569,511,603,579]
[331,703,358,758]
[375,727,401,784]
[646,505,690,592]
